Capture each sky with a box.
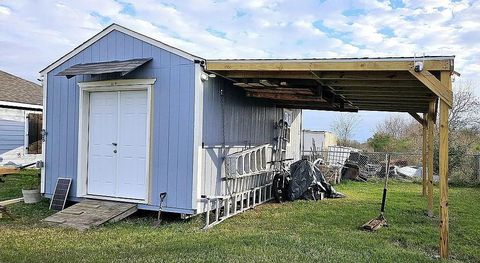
[1,0,479,142]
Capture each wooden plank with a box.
[0,198,23,206]
[422,115,427,196]
[43,200,137,230]
[409,70,453,107]
[427,100,435,217]
[438,72,451,259]
[206,59,452,71]
[0,167,20,176]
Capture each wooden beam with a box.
[422,113,427,197]
[438,71,451,259]
[243,88,314,95]
[206,59,452,71]
[216,71,418,80]
[313,71,417,80]
[336,92,434,98]
[331,86,430,93]
[350,104,428,112]
[427,100,435,217]
[272,103,359,112]
[347,97,432,103]
[322,79,423,88]
[353,107,427,113]
[409,70,453,107]
[245,92,326,102]
[409,112,426,126]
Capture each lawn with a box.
[1,172,479,263]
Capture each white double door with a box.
[87,90,148,200]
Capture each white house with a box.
[0,70,43,166]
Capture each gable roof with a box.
[40,24,203,75]
[0,70,42,107]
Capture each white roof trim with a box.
[0,100,43,110]
[40,24,202,75]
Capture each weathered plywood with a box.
[43,199,137,230]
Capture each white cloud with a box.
[0,0,479,141]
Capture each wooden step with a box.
[43,199,137,230]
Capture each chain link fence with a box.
[302,150,480,185]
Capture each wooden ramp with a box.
[43,199,137,230]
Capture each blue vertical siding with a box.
[200,76,302,200]
[45,30,196,211]
[202,77,282,146]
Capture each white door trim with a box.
[77,79,155,204]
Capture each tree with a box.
[330,113,360,146]
[368,133,393,152]
[447,80,480,151]
[369,114,421,152]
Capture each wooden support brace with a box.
[409,70,453,107]
[409,112,426,126]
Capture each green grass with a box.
[0,169,40,201]
[1,174,479,263]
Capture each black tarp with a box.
[287,159,345,201]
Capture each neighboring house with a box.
[0,70,43,166]
[39,24,301,215]
[301,130,338,154]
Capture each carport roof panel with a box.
[56,58,152,79]
[205,56,454,113]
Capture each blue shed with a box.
[39,24,302,215]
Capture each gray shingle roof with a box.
[0,70,42,106]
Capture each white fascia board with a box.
[0,100,43,110]
[40,24,203,75]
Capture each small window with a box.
[27,113,42,154]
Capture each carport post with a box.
[438,72,451,259]
[427,101,435,217]
[422,115,427,196]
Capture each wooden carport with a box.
[205,56,454,259]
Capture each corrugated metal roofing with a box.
[56,58,152,79]
[0,70,42,106]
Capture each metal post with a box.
[215,199,220,223]
[205,198,211,228]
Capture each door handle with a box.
[112,143,117,146]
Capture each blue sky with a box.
[1,0,479,141]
